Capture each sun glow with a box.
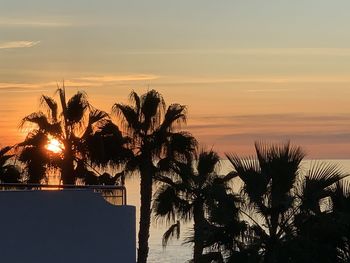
[45,135,64,154]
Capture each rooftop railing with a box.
[0,183,127,206]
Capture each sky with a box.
[1,0,350,158]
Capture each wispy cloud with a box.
[119,48,350,56]
[0,18,71,28]
[188,113,350,158]
[188,113,350,145]
[190,113,350,129]
[246,88,292,93]
[0,41,40,49]
[0,73,160,92]
[218,132,350,145]
[77,74,159,82]
[157,74,350,87]
[157,75,350,85]
[54,74,160,87]
[0,83,37,89]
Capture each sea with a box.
[125,159,350,263]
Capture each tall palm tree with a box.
[18,86,129,185]
[153,149,242,262]
[0,145,21,183]
[112,90,196,263]
[226,142,348,263]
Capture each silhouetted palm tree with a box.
[290,164,350,263]
[226,142,305,262]
[19,86,129,185]
[226,142,348,263]
[153,149,242,262]
[0,145,21,183]
[112,90,196,263]
[331,181,350,262]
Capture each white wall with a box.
[0,190,136,263]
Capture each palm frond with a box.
[56,86,67,118]
[300,162,347,214]
[226,153,267,207]
[162,132,197,161]
[331,180,350,212]
[40,95,58,121]
[88,109,109,125]
[66,91,89,125]
[197,149,220,179]
[85,120,131,167]
[254,141,305,171]
[162,221,180,248]
[159,103,187,132]
[306,162,347,188]
[20,112,49,129]
[221,171,239,182]
[140,89,165,132]
[82,109,109,138]
[255,142,304,213]
[112,103,139,134]
[128,90,141,115]
[153,184,189,223]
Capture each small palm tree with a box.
[153,149,241,262]
[112,90,196,263]
[0,145,21,183]
[18,86,129,185]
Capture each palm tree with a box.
[0,145,21,183]
[226,142,348,263]
[153,149,242,262]
[112,90,196,263]
[18,86,129,185]
[331,181,350,262]
[290,164,350,263]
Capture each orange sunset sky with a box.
[1,0,350,158]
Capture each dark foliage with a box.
[112,90,196,263]
[18,86,130,185]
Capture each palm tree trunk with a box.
[137,164,153,263]
[264,237,278,263]
[193,202,205,262]
[264,213,278,263]
[61,143,75,185]
[61,157,75,184]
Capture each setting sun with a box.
[45,135,64,154]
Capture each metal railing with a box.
[0,183,127,206]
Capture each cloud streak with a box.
[45,74,160,88]
[188,113,350,157]
[119,48,350,57]
[0,41,40,49]
[0,18,71,28]
[159,75,350,85]
[0,73,160,92]
[77,74,159,82]
[218,132,350,145]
